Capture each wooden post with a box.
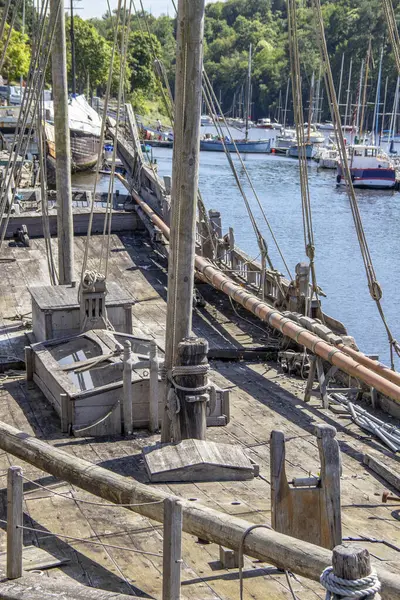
[24,346,33,381]
[50,0,74,285]
[122,341,133,435]
[60,393,70,434]
[162,498,182,600]
[7,466,23,579]
[162,0,206,442]
[149,341,159,433]
[330,544,381,599]
[176,337,208,441]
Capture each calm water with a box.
[149,127,400,368]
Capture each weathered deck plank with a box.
[0,232,399,599]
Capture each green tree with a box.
[66,17,110,94]
[128,30,162,92]
[0,24,30,82]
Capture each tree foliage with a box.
[0,24,30,82]
[2,0,400,124]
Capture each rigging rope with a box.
[312,0,400,370]
[287,0,325,322]
[133,1,217,258]
[80,0,123,282]
[0,0,55,247]
[382,0,400,77]
[0,0,12,42]
[0,0,23,73]
[99,0,132,278]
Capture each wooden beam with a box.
[0,422,398,598]
[363,453,400,493]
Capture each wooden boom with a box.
[117,177,400,405]
[0,421,398,598]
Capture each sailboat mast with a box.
[344,57,352,131]
[283,78,290,129]
[355,59,364,136]
[245,43,252,140]
[359,39,372,140]
[388,76,399,146]
[380,76,388,141]
[70,0,76,95]
[337,52,345,114]
[372,45,383,144]
[50,0,74,284]
[307,71,315,141]
[277,88,282,124]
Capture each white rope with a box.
[320,566,381,599]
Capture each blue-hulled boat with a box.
[287,143,315,159]
[336,145,396,189]
[200,138,271,153]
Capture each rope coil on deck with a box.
[320,566,381,599]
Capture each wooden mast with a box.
[50,0,74,284]
[162,0,206,442]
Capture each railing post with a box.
[149,341,159,433]
[7,466,23,579]
[163,498,182,600]
[122,340,133,435]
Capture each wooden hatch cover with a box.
[144,439,259,482]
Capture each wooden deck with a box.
[0,232,399,599]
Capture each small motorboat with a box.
[316,147,339,169]
[337,145,396,189]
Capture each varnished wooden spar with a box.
[116,175,400,406]
[0,421,398,598]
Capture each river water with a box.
[73,127,400,367]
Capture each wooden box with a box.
[29,283,134,342]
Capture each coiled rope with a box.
[320,566,381,599]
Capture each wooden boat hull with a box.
[200,139,271,153]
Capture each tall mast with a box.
[388,76,399,146]
[337,52,345,116]
[359,39,372,140]
[283,78,290,129]
[162,0,205,442]
[344,57,352,132]
[307,71,315,141]
[245,43,252,140]
[70,0,76,95]
[355,59,364,137]
[372,46,383,145]
[380,75,388,141]
[50,0,74,284]
[277,88,282,123]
